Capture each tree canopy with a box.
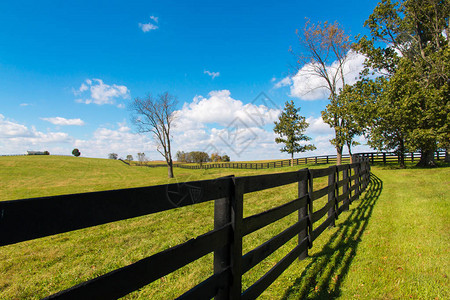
[274,100,316,165]
[355,0,449,166]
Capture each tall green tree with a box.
[292,20,353,165]
[322,79,374,163]
[356,0,449,167]
[274,100,316,166]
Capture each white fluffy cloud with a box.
[273,76,292,89]
[204,70,220,79]
[175,90,280,129]
[0,114,72,154]
[74,79,130,105]
[275,51,366,101]
[0,114,157,158]
[139,15,159,32]
[305,116,333,136]
[169,91,375,160]
[41,117,85,126]
[74,123,157,159]
[170,90,282,159]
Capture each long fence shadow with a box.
[282,173,383,299]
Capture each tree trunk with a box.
[399,152,405,168]
[347,142,353,164]
[336,145,343,165]
[291,153,294,167]
[398,139,406,168]
[167,160,174,178]
[417,149,436,167]
[445,149,450,163]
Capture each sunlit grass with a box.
[0,156,448,299]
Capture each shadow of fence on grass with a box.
[282,173,383,300]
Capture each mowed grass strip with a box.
[0,156,448,299]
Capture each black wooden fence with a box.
[356,151,446,164]
[170,151,446,170]
[0,159,371,299]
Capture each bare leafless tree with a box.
[291,19,352,165]
[130,92,177,178]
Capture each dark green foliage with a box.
[176,151,210,166]
[72,149,81,157]
[273,101,316,163]
[108,153,118,160]
[355,0,450,167]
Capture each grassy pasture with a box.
[0,156,448,299]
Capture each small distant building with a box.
[27,151,49,155]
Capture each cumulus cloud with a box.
[204,70,220,79]
[0,114,158,158]
[0,114,72,154]
[41,117,85,126]
[0,114,31,138]
[273,76,292,89]
[139,15,159,32]
[169,90,282,159]
[74,79,130,105]
[275,51,366,101]
[305,116,333,136]
[74,123,157,159]
[174,90,280,130]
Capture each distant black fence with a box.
[0,156,370,299]
[173,151,446,170]
[356,151,446,164]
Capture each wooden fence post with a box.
[326,156,329,164]
[305,157,307,164]
[342,166,350,211]
[315,157,318,164]
[230,177,244,299]
[383,153,386,164]
[307,169,314,249]
[214,178,232,300]
[328,166,336,227]
[298,169,308,260]
[355,163,361,199]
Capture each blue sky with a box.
[0,0,379,160]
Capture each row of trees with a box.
[176,151,230,165]
[108,152,147,165]
[292,0,449,167]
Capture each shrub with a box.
[72,149,81,157]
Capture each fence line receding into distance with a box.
[122,151,445,169]
[0,159,371,299]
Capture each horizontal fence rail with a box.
[1,158,372,299]
[136,151,445,170]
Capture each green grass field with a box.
[0,156,448,299]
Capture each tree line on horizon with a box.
[176,151,230,165]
